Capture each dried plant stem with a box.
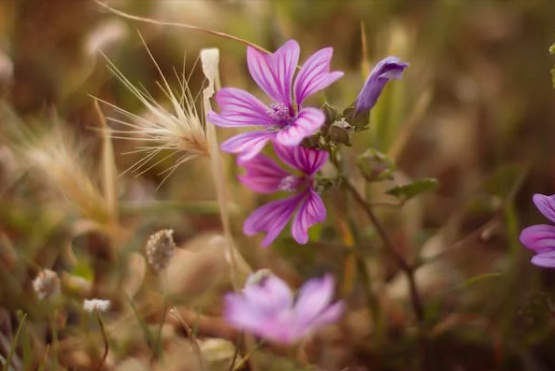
[93,0,270,54]
[342,178,433,370]
[151,297,168,362]
[342,178,425,322]
[49,311,59,371]
[169,307,205,370]
[228,335,242,371]
[94,312,109,371]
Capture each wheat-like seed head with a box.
[20,124,112,225]
[96,35,210,185]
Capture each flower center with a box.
[267,103,294,126]
[278,175,298,192]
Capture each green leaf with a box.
[385,178,439,200]
[455,272,501,290]
[3,312,27,371]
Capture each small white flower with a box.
[83,299,111,313]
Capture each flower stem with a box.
[342,178,425,323]
[95,311,109,371]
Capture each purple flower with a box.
[355,56,409,115]
[208,40,343,161]
[239,143,328,246]
[520,193,555,268]
[224,272,344,344]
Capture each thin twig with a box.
[169,307,206,371]
[93,0,270,54]
[415,216,500,268]
[150,297,169,362]
[228,334,242,371]
[342,177,425,323]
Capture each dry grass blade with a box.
[2,313,26,371]
[95,100,118,221]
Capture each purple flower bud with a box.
[355,56,409,115]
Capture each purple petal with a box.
[249,310,300,344]
[531,249,555,268]
[238,154,291,194]
[220,131,275,161]
[291,190,326,244]
[294,274,335,325]
[242,275,294,315]
[293,47,344,105]
[274,143,329,175]
[533,193,555,223]
[243,194,303,247]
[224,293,266,330]
[355,56,408,114]
[519,224,555,252]
[247,40,299,106]
[275,107,325,146]
[310,301,344,327]
[208,88,273,127]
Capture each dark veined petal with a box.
[293,47,343,105]
[243,194,303,247]
[208,88,273,127]
[520,224,555,252]
[220,131,275,161]
[275,107,325,147]
[531,249,555,268]
[291,190,326,244]
[533,193,555,224]
[238,154,291,194]
[247,40,300,106]
[274,142,329,175]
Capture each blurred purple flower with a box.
[239,143,328,246]
[355,56,409,114]
[224,272,344,344]
[520,193,555,268]
[208,40,343,161]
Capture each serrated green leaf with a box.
[386,178,439,200]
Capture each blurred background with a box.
[1,0,555,370]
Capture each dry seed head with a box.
[33,269,61,300]
[146,229,176,272]
[83,298,111,313]
[20,124,111,224]
[97,36,210,184]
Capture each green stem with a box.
[95,312,109,371]
[342,178,425,323]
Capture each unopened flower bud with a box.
[33,269,61,300]
[355,57,408,115]
[357,149,395,181]
[328,119,354,146]
[145,229,176,273]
